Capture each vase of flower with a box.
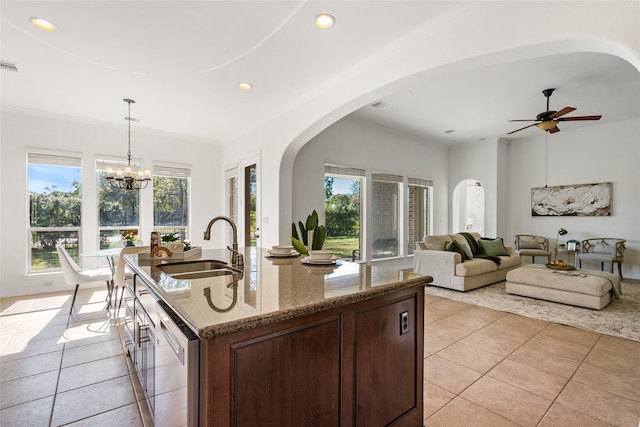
[121,230,139,247]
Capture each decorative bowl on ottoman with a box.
[545,260,575,270]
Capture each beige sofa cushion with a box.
[424,234,452,250]
[498,253,521,270]
[456,259,498,276]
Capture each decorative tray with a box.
[545,263,576,271]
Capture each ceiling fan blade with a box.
[549,107,576,119]
[507,123,538,134]
[549,126,561,134]
[508,119,538,122]
[557,115,602,121]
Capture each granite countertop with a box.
[125,247,431,339]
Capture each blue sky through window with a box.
[28,165,81,194]
[331,177,357,195]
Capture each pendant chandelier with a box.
[105,98,151,191]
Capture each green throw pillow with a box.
[460,243,473,259]
[445,240,469,261]
[478,238,509,257]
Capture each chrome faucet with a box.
[203,216,244,267]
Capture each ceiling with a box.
[2,1,639,146]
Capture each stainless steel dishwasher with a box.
[154,300,200,427]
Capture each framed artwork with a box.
[567,241,577,251]
[531,182,612,217]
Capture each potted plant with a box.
[161,232,185,252]
[291,210,326,256]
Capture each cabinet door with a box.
[230,317,341,427]
[354,296,418,426]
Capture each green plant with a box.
[161,232,179,243]
[291,210,326,255]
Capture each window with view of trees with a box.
[324,165,432,262]
[154,166,190,241]
[28,153,82,271]
[97,160,140,249]
[324,165,364,260]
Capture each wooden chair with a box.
[578,238,626,279]
[514,235,552,264]
[56,245,113,315]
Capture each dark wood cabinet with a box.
[199,285,424,427]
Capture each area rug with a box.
[425,281,640,342]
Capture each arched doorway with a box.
[452,179,485,235]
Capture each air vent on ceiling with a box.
[370,101,389,109]
[1,60,18,72]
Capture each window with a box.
[371,173,402,259]
[154,166,190,241]
[324,165,364,261]
[97,160,140,249]
[28,153,82,272]
[407,177,432,255]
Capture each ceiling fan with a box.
[507,88,602,135]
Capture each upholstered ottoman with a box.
[505,265,620,310]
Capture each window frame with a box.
[153,164,191,242]
[27,152,82,273]
[407,177,433,255]
[371,172,403,260]
[96,158,142,249]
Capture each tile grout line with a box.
[424,310,530,425]
[48,308,74,427]
[532,330,603,426]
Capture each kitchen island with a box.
[124,247,431,427]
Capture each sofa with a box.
[413,232,521,291]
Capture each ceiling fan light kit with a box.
[507,88,602,135]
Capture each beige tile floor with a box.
[1,287,639,426]
[423,293,640,427]
[0,288,151,426]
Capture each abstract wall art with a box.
[531,182,612,216]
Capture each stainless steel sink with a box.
[156,260,242,280]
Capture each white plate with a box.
[301,256,339,265]
[266,250,299,258]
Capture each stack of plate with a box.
[266,245,298,258]
[302,250,338,265]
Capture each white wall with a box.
[449,138,504,237]
[0,108,225,297]
[506,118,640,279]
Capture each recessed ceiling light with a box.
[30,17,57,31]
[315,14,335,29]
[238,82,253,91]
